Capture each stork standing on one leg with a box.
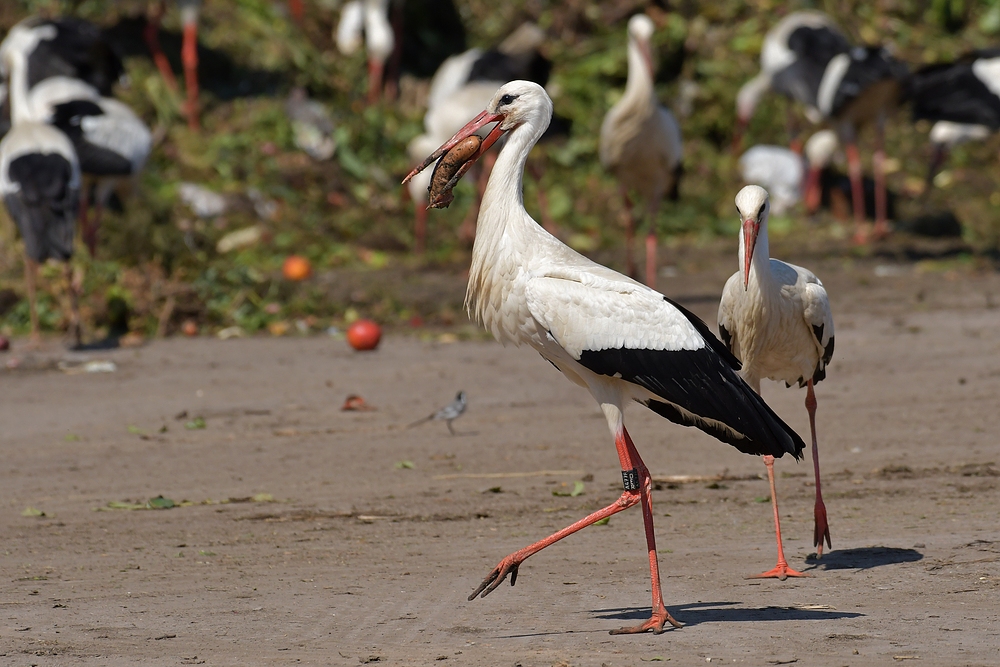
[719,185,835,577]
[600,14,682,288]
[0,46,82,346]
[404,81,803,633]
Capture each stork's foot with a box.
[851,226,869,246]
[609,607,683,635]
[749,563,807,580]
[813,499,832,558]
[468,556,520,600]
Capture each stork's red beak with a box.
[402,110,505,189]
[742,217,759,291]
[638,38,655,80]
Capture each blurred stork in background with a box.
[739,130,839,216]
[736,11,906,243]
[0,39,82,346]
[600,14,683,288]
[26,76,151,256]
[337,0,395,104]
[904,48,1000,188]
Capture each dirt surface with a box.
[2,250,1000,666]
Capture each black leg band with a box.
[622,468,640,491]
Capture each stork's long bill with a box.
[402,109,506,198]
[742,216,760,290]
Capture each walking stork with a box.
[404,81,804,633]
[600,14,682,287]
[0,45,82,346]
[719,185,835,577]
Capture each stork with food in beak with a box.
[719,185,836,578]
[404,82,804,633]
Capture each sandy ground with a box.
[1,253,1000,666]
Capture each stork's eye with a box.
[498,93,518,107]
[757,202,766,218]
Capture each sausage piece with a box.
[427,135,482,208]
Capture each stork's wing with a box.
[524,272,803,459]
[786,263,835,383]
[717,271,742,358]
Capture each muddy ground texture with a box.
[2,241,999,666]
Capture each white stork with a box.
[600,14,683,288]
[739,129,839,215]
[718,185,835,576]
[736,11,906,243]
[25,77,152,256]
[0,45,82,346]
[404,81,804,633]
[0,16,123,96]
[905,48,1000,187]
[336,0,395,104]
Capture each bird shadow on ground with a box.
[593,601,864,627]
[803,546,923,571]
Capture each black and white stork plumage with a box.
[719,185,835,577]
[600,14,683,288]
[735,11,850,143]
[26,77,151,256]
[1,47,82,346]
[737,11,906,243]
[0,16,123,96]
[404,81,804,634]
[904,48,1000,186]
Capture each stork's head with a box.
[802,130,838,213]
[735,185,770,290]
[402,81,552,201]
[627,14,656,79]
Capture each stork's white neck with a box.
[621,35,655,113]
[738,213,774,291]
[466,103,551,321]
[5,49,32,126]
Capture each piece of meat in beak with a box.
[403,110,505,208]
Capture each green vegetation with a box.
[3,0,1000,340]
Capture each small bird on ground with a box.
[408,390,467,434]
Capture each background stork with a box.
[0,45,82,346]
[904,48,1000,187]
[26,77,151,256]
[336,0,394,104]
[719,185,835,577]
[735,11,849,148]
[404,81,804,634]
[739,129,839,215]
[600,14,683,288]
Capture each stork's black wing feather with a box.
[4,153,77,262]
[905,52,1000,128]
[829,47,908,117]
[49,101,134,176]
[576,299,802,460]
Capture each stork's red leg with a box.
[751,455,807,579]
[619,187,636,280]
[807,380,831,556]
[182,21,200,130]
[470,426,681,635]
[367,58,384,105]
[609,427,681,635]
[84,199,103,258]
[644,231,657,289]
[64,263,82,348]
[144,1,178,92]
[845,142,868,245]
[871,113,890,241]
